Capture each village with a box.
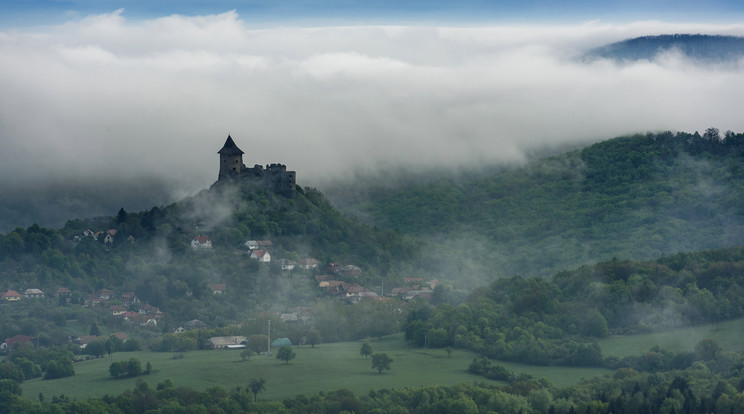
[2,225,439,354]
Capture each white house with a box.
[191,235,213,250]
[250,249,271,262]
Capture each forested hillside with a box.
[585,34,744,63]
[405,245,744,368]
[330,129,744,282]
[0,183,415,352]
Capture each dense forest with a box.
[332,129,744,282]
[405,245,744,368]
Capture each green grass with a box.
[21,333,609,401]
[599,317,744,358]
[24,319,744,402]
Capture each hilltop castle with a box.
[216,135,296,196]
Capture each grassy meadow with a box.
[21,333,609,401]
[599,317,744,358]
[23,318,744,402]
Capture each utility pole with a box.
[267,319,271,356]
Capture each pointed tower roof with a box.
[218,135,245,155]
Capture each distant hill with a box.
[585,34,744,63]
[328,129,744,282]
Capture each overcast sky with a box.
[2,1,744,230]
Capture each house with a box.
[191,235,213,250]
[280,312,300,323]
[207,336,246,349]
[23,288,45,298]
[83,229,102,240]
[104,229,117,246]
[339,265,362,276]
[207,283,226,295]
[111,332,129,342]
[123,311,143,322]
[140,304,163,319]
[183,319,208,330]
[4,334,35,350]
[326,262,342,273]
[111,305,127,316]
[97,289,115,300]
[76,335,98,349]
[404,277,424,284]
[298,258,319,269]
[84,294,103,306]
[245,240,273,250]
[120,292,138,305]
[250,249,271,262]
[2,290,22,302]
[55,287,72,297]
[278,259,296,271]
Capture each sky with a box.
[2,1,744,230]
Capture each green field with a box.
[20,319,744,401]
[599,317,744,358]
[21,333,609,401]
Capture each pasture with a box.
[21,333,609,401]
[598,317,744,357]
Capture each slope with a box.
[328,130,744,282]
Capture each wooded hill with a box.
[405,245,744,367]
[0,182,415,343]
[330,129,744,284]
[585,34,744,63]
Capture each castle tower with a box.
[217,135,245,180]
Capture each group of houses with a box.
[190,236,320,270]
[2,288,45,302]
[75,228,133,247]
[388,277,440,301]
[314,274,440,303]
[74,332,129,349]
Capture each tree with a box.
[85,340,106,358]
[127,358,142,376]
[371,353,393,374]
[703,127,720,141]
[240,349,253,361]
[247,335,269,354]
[89,323,100,336]
[109,362,123,378]
[249,378,266,402]
[360,342,373,359]
[276,346,295,365]
[694,338,722,361]
[117,208,127,224]
[306,330,322,348]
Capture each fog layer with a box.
[1,11,744,230]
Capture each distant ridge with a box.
[586,34,744,63]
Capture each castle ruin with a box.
[216,135,296,196]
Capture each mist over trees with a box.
[332,130,744,283]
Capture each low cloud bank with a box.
[2,11,744,230]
